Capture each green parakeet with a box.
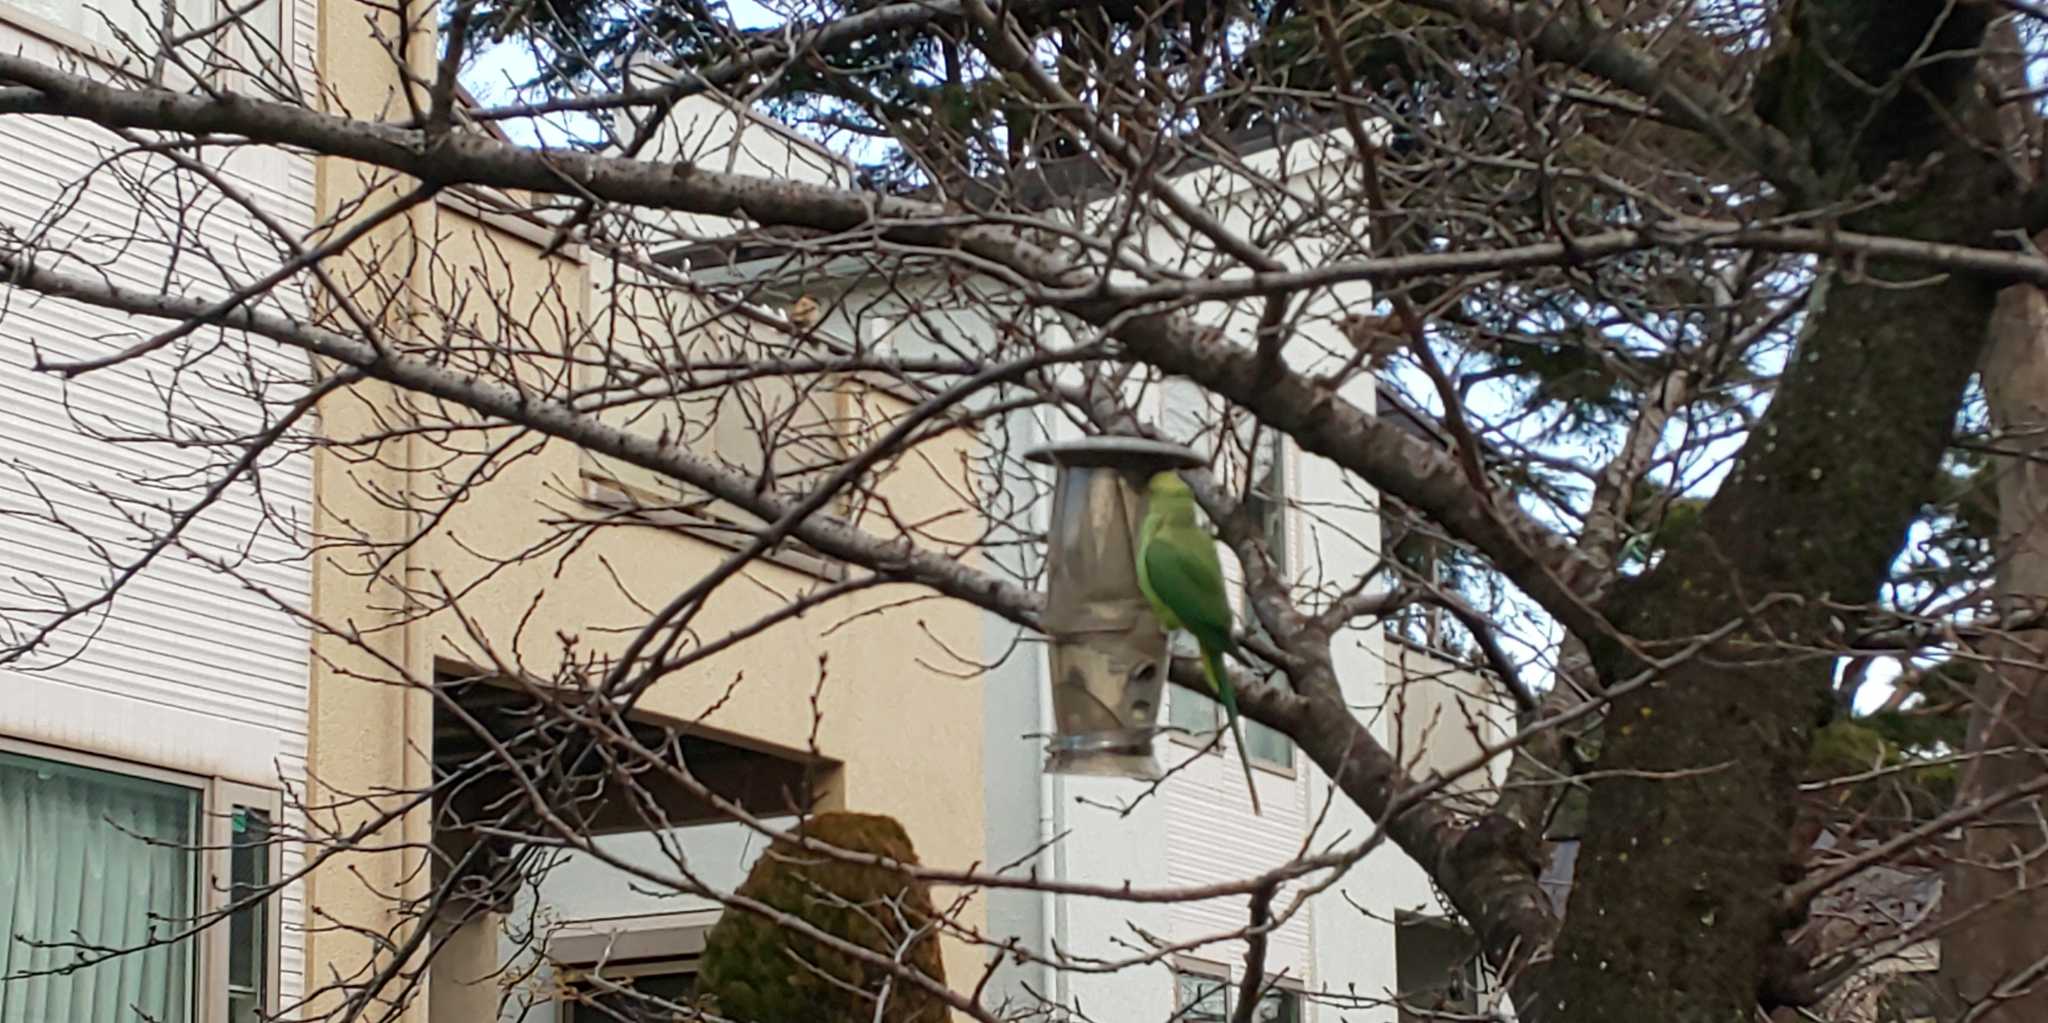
[1136,470,1262,816]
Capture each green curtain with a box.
[0,749,198,1023]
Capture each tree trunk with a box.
[1529,4,2018,1016]
[1547,192,2003,1019]
[1939,245,2048,1022]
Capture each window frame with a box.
[0,735,285,1023]
[549,911,717,1023]
[216,0,293,93]
[1171,960,1303,1023]
[1172,959,1231,1023]
[1235,430,1297,775]
[1164,687,1296,776]
[1394,911,1490,1023]
[1380,499,1470,659]
[1253,981,1305,1023]
[0,0,289,86]
[208,777,285,1023]
[1242,430,1290,599]
[1166,672,1222,751]
[1240,717,1297,775]
[557,956,701,1023]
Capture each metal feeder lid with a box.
[1024,437,1206,471]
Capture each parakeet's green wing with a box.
[1141,526,1235,653]
[1135,528,1180,632]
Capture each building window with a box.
[549,912,717,1023]
[1176,685,1294,773]
[0,746,200,1022]
[1170,685,1293,772]
[219,0,290,91]
[0,0,282,72]
[1174,966,1229,1023]
[1179,675,1286,769]
[226,809,272,1023]
[0,742,280,1023]
[1243,431,1288,592]
[1381,499,1480,661]
[1396,913,1487,1023]
[1239,431,1294,772]
[242,0,284,66]
[561,958,700,1022]
[1174,965,1300,1023]
[1242,718,1294,772]
[1251,986,1302,1023]
[5,0,199,51]
[1168,682,1221,743]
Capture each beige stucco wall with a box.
[306,4,990,1014]
[302,0,439,1014]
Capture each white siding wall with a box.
[1163,741,1315,977]
[0,1,318,1005]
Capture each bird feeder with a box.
[1024,437,1207,779]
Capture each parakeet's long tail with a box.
[1203,643,1263,816]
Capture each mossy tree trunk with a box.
[1521,3,2022,1020]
